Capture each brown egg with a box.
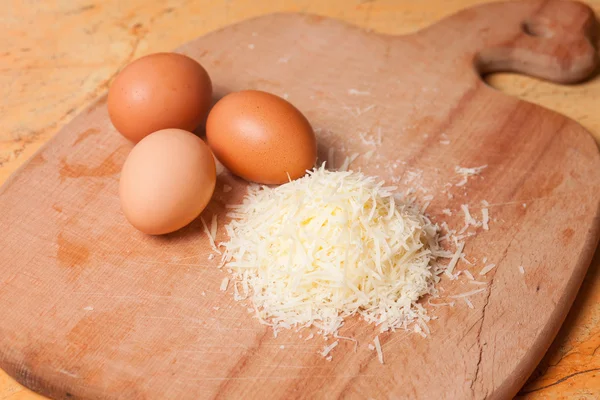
[206,90,317,184]
[108,53,212,143]
[119,129,216,235]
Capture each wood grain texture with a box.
[1,1,600,399]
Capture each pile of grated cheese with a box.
[221,164,448,336]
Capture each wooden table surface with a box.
[1,1,599,399]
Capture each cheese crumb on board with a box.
[454,165,487,187]
[201,217,221,254]
[348,89,370,96]
[449,288,486,298]
[445,242,465,277]
[455,165,487,176]
[518,265,525,274]
[463,270,474,280]
[222,165,445,337]
[220,277,229,292]
[479,263,497,276]
[320,341,339,357]
[374,336,384,364]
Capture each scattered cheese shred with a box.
[455,165,488,176]
[454,165,487,187]
[220,277,229,292]
[469,280,488,286]
[445,242,465,277]
[201,217,221,254]
[479,263,497,276]
[368,344,375,350]
[339,153,359,172]
[348,89,370,96]
[518,265,525,274]
[461,204,478,227]
[449,288,486,298]
[222,165,444,336]
[374,336,384,364]
[482,208,489,231]
[464,297,474,309]
[455,177,468,187]
[320,340,339,357]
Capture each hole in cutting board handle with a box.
[471,1,599,84]
[521,21,543,38]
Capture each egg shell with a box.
[108,53,212,143]
[119,129,216,235]
[206,90,317,184]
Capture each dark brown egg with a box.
[108,53,212,143]
[206,90,317,184]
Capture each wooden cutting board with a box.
[1,1,599,399]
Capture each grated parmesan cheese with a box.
[469,280,488,286]
[479,263,497,276]
[455,165,487,176]
[454,165,487,187]
[461,204,479,227]
[221,165,445,337]
[463,270,474,280]
[348,89,370,96]
[338,153,359,172]
[464,297,474,309]
[481,208,489,231]
[518,265,525,274]
[445,242,465,277]
[201,217,221,254]
[449,288,486,298]
[374,336,384,364]
[320,341,339,357]
[220,277,229,292]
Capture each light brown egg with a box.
[108,53,212,143]
[119,129,216,235]
[206,90,317,184]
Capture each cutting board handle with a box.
[424,0,598,83]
